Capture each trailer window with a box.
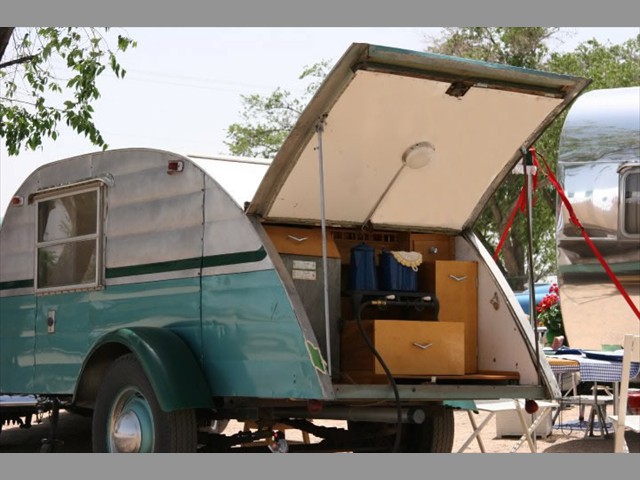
[621,169,640,236]
[36,188,101,291]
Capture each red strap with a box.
[538,152,640,320]
[493,151,538,261]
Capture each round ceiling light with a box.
[402,141,436,169]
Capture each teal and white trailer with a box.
[0,43,589,452]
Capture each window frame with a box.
[619,165,640,239]
[34,183,103,294]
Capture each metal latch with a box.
[47,310,56,334]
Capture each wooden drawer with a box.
[264,225,340,258]
[341,320,465,377]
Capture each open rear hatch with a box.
[248,43,589,231]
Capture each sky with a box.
[1,27,639,216]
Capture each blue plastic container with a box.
[349,243,378,291]
[379,250,417,291]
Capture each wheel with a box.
[92,354,197,453]
[347,420,397,452]
[348,408,454,453]
[403,408,454,452]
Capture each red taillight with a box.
[307,399,323,414]
[525,399,539,414]
[11,196,24,206]
[167,160,184,174]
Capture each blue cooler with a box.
[379,250,418,291]
[349,243,378,291]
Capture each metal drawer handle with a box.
[449,275,467,282]
[287,235,308,242]
[412,342,433,350]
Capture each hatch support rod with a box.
[315,114,332,377]
[522,147,541,384]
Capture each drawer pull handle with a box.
[412,342,433,350]
[287,235,308,242]
[449,275,467,282]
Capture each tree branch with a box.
[0,27,14,62]
[0,54,37,70]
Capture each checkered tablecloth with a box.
[548,354,640,382]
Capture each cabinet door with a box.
[410,233,454,262]
[436,261,478,373]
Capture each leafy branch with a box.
[0,27,136,155]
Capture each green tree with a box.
[428,27,560,68]
[546,35,640,89]
[0,27,136,156]
[224,60,330,158]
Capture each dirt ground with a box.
[1,402,637,454]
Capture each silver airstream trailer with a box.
[556,86,640,350]
[0,43,589,452]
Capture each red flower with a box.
[536,290,564,337]
[536,292,559,313]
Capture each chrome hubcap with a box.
[112,410,142,452]
[108,389,155,453]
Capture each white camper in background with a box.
[556,86,640,350]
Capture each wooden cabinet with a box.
[340,320,465,378]
[410,233,454,263]
[424,260,478,374]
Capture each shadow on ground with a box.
[0,411,92,453]
[542,432,639,453]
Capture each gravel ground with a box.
[1,402,637,454]
[451,403,639,453]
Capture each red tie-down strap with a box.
[495,147,640,320]
[536,149,640,320]
[493,151,539,262]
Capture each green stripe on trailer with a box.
[105,247,267,278]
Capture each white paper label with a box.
[292,260,316,270]
[292,269,316,281]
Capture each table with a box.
[548,353,640,383]
[547,353,640,437]
[457,399,559,453]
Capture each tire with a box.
[92,354,197,453]
[403,408,454,452]
[347,420,398,452]
[348,408,454,453]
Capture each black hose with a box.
[355,300,403,453]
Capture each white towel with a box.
[390,251,423,271]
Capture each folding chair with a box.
[457,399,558,453]
[608,334,640,453]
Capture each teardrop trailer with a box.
[0,43,590,452]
